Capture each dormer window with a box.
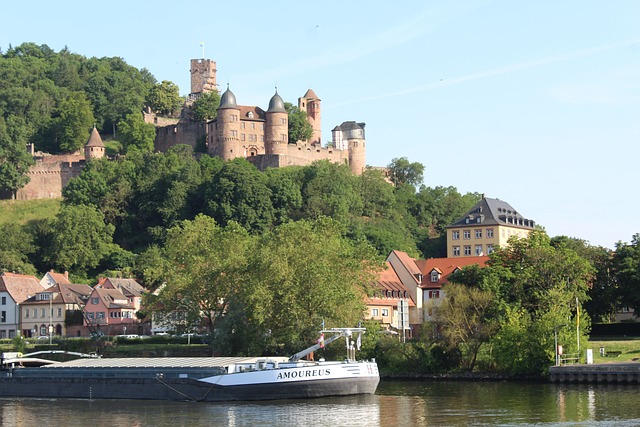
[247,111,254,118]
[431,270,439,283]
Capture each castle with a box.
[11,57,368,200]
[13,127,105,200]
[154,58,367,175]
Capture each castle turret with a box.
[265,91,288,155]
[215,86,241,161]
[335,121,366,175]
[84,127,105,160]
[298,89,321,145]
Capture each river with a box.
[1,380,639,426]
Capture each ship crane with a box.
[288,327,366,362]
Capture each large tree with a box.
[117,112,156,154]
[55,92,95,152]
[285,102,313,143]
[0,115,34,196]
[191,91,220,122]
[45,204,115,275]
[387,157,425,188]
[147,215,254,335]
[612,234,640,315]
[146,80,183,116]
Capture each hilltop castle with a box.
[154,58,367,175]
[11,58,368,201]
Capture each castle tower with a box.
[190,59,217,95]
[215,86,241,161]
[298,89,321,145]
[84,127,105,160]
[338,121,366,175]
[265,90,288,156]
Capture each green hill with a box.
[0,199,61,225]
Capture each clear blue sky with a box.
[2,1,639,249]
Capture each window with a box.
[381,309,389,316]
[41,308,45,318]
[241,122,245,129]
[429,290,440,299]
[463,230,471,240]
[0,331,5,339]
[281,118,286,125]
[251,123,255,129]
[371,308,379,317]
[33,309,37,318]
[452,231,460,240]
[97,312,105,319]
[1,296,5,305]
[453,246,460,256]
[57,308,62,317]
[247,112,254,119]
[464,245,471,256]
[487,244,495,254]
[430,271,439,282]
[487,228,494,238]
[87,312,94,319]
[241,134,245,141]
[475,229,482,239]
[40,326,47,335]
[231,130,238,137]
[1,311,5,323]
[475,245,483,256]
[92,297,99,305]
[25,309,29,318]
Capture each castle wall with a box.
[15,156,85,200]
[154,122,207,152]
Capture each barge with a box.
[0,328,379,402]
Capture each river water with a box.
[1,380,639,426]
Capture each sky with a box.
[2,1,639,249]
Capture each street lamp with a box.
[554,324,567,366]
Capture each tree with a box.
[222,218,381,355]
[0,115,34,196]
[612,234,640,315]
[0,223,37,275]
[55,92,95,153]
[204,158,275,232]
[285,102,313,143]
[45,204,115,275]
[117,112,156,153]
[191,91,220,122]
[388,157,425,188]
[147,80,183,116]
[148,215,254,336]
[432,283,498,371]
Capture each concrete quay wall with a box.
[549,363,640,383]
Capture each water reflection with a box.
[1,381,640,426]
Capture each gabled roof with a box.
[41,270,71,287]
[240,105,266,121]
[23,283,93,307]
[0,272,45,304]
[365,262,416,307]
[386,250,422,284]
[96,278,145,298]
[91,288,134,310]
[447,196,535,230]
[415,256,489,289]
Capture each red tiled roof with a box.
[0,272,45,303]
[47,271,71,285]
[417,256,490,289]
[365,262,416,307]
[387,250,421,277]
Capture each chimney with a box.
[64,271,69,280]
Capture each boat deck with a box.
[43,356,289,369]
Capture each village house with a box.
[20,282,92,338]
[84,278,147,336]
[364,262,416,337]
[414,256,490,321]
[0,272,45,339]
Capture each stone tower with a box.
[265,91,288,155]
[84,127,105,160]
[215,86,241,161]
[298,89,321,145]
[190,59,217,95]
[333,121,366,175]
